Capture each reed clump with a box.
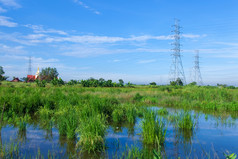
[157,108,169,116]
[76,113,108,152]
[141,110,166,145]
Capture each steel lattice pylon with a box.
[192,50,203,85]
[169,19,186,84]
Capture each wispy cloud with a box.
[137,59,156,64]
[22,34,201,44]
[0,43,25,54]
[0,16,17,27]
[182,34,207,38]
[0,7,7,13]
[73,0,100,15]
[112,59,121,63]
[24,24,67,35]
[61,44,170,58]
[0,0,21,8]
[214,42,238,47]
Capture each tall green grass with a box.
[76,113,108,152]
[141,110,167,145]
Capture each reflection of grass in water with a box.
[141,110,167,145]
[168,111,197,146]
[115,138,164,159]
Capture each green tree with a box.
[0,66,8,81]
[40,67,59,82]
[150,82,157,86]
[119,79,124,87]
[170,78,183,86]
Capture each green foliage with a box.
[51,78,65,86]
[35,79,46,87]
[170,78,183,86]
[133,93,143,102]
[125,105,137,124]
[0,66,8,81]
[112,108,125,123]
[225,152,237,159]
[150,82,157,86]
[67,79,79,85]
[142,110,167,145]
[176,112,196,130]
[157,108,169,116]
[81,78,124,87]
[76,113,108,152]
[126,81,134,87]
[40,67,59,82]
[20,77,28,83]
[55,107,78,139]
[119,79,124,87]
[17,115,30,132]
[188,82,197,86]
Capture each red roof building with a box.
[27,75,36,82]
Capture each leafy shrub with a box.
[35,79,46,87]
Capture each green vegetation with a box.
[0,66,8,81]
[39,67,59,81]
[141,110,166,145]
[76,113,108,152]
[81,78,124,87]
[0,81,237,158]
[157,108,169,116]
[176,111,196,130]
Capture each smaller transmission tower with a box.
[169,19,186,84]
[192,50,203,85]
[28,56,32,75]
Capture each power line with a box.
[169,19,186,84]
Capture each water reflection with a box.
[0,107,237,158]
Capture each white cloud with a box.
[0,16,17,27]
[24,24,67,35]
[60,45,171,58]
[0,43,25,54]
[24,33,204,44]
[0,0,21,8]
[214,42,238,47]
[24,34,47,40]
[112,59,121,63]
[182,34,207,38]
[73,0,100,15]
[137,59,156,64]
[0,7,7,13]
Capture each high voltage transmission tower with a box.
[169,19,186,84]
[192,50,203,85]
[28,56,32,75]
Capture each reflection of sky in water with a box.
[1,107,238,158]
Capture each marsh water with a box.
[1,107,238,158]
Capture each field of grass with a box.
[0,81,237,157]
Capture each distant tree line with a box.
[81,78,124,87]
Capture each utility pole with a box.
[169,19,186,84]
[28,56,32,75]
[192,50,203,85]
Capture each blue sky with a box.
[1,0,238,85]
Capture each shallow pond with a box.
[1,107,238,158]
